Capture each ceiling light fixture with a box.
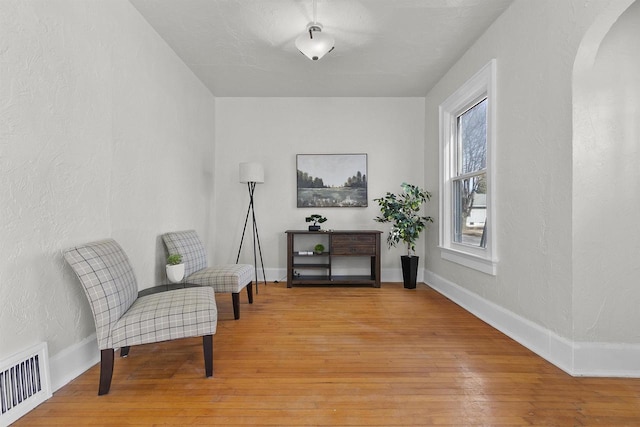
[295,0,335,61]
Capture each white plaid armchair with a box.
[162,230,254,320]
[64,239,217,395]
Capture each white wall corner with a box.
[49,334,99,392]
[423,269,640,378]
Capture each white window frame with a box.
[439,59,497,275]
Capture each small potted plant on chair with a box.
[166,254,185,284]
[306,214,327,231]
[374,183,433,289]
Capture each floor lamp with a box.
[236,162,267,292]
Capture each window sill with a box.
[439,246,497,276]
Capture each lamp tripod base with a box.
[236,181,267,292]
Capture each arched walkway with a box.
[572,0,639,344]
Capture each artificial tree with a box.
[374,182,433,288]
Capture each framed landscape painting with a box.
[297,154,368,207]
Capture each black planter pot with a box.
[308,225,321,231]
[401,255,419,289]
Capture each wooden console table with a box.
[285,230,382,288]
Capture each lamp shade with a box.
[239,162,264,183]
[295,24,334,61]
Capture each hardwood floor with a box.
[15,283,640,426]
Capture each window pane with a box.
[458,98,487,175]
[453,173,487,247]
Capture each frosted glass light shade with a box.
[239,162,264,183]
[295,24,334,61]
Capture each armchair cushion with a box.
[111,287,217,348]
[186,264,255,293]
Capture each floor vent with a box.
[0,343,52,426]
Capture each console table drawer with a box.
[331,235,376,255]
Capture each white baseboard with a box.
[49,333,99,392]
[573,342,640,377]
[424,269,640,378]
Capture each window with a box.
[439,60,497,275]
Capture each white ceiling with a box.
[129,0,513,97]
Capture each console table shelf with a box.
[285,230,382,288]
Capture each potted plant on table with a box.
[374,182,433,289]
[305,214,327,231]
[166,253,185,284]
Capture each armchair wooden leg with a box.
[99,349,114,395]
[203,335,213,377]
[247,282,253,304]
[120,346,130,357]
[232,293,240,320]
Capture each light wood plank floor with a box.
[15,282,640,426]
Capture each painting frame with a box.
[296,153,368,208]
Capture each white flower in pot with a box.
[166,253,185,283]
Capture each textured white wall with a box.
[573,1,640,342]
[0,0,215,364]
[424,0,637,343]
[2,0,637,388]
[213,98,426,278]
